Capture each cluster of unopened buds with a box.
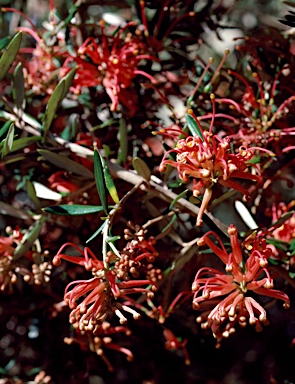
[159,109,265,226]
[0,227,51,291]
[53,237,158,333]
[192,224,290,347]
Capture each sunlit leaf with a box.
[37,149,94,178]
[235,200,258,230]
[100,155,119,204]
[0,120,13,138]
[132,157,151,181]
[94,149,108,215]
[186,113,203,140]
[44,204,107,216]
[0,31,22,81]
[1,122,15,157]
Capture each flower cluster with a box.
[53,240,157,332]
[62,21,158,114]
[159,110,263,226]
[193,224,290,347]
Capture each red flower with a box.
[193,225,290,346]
[62,21,158,114]
[53,243,157,331]
[159,110,263,226]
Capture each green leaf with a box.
[61,67,76,100]
[161,213,178,233]
[116,118,128,164]
[0,36,11,51]
[44,204,107,216]
[91,118,117,131]
[0,31,22,81]
[132,157,151,181]
[86,221,107,243]
[0,201,32,220]
[0,120,13,138]
[271,211,295,230]
[13,217,46,260]
[13,62,25,111]
[42,81,65,139]
[94,149,108,215]
[26,179,41,211]
[169,189,188,210]
[1,122,15,157]
[186,114,203,140]
[61,113,79,140]
[37,149,94,178]
[10,136,41,153]
[100,155,119,204]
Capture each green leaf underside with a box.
[132,157,151,181]
[37,149,94,178]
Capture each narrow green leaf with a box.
[169,189,188,210]
[42,79,65,140]
[61,113,79,140]
[100,155,119,204]
[11,136,41,153]
[91,118,117,131]
[94,149,108,215]
[2,122,15,157]
[0,31,22,81]
[13,62,25,111]
[132,157,151,181]
[116,118,128,164]
[86,221,107,243]
[271,211,295,229]
[186,114,204,140]
[13,217,46,260]
[37,149,94,178]
[0,201,32,220]
[161,213,178,233]
[26,180,41,211]
[44,204,107,216]
[0,36,11,51]
[60,67,76,100]
[0,120,13,138]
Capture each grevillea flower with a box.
[215,68,295,149]
[62,21,158,114]
[2,6,66,96]
[53,243,157,332]
[268,201,295,243]
[193,224,290,347]
[159,109,264,226]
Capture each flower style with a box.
[62,21,158,114]
[53,243,157,332]
[159,109,263,226]
[193,224,290,347]
[163,328,190,365]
